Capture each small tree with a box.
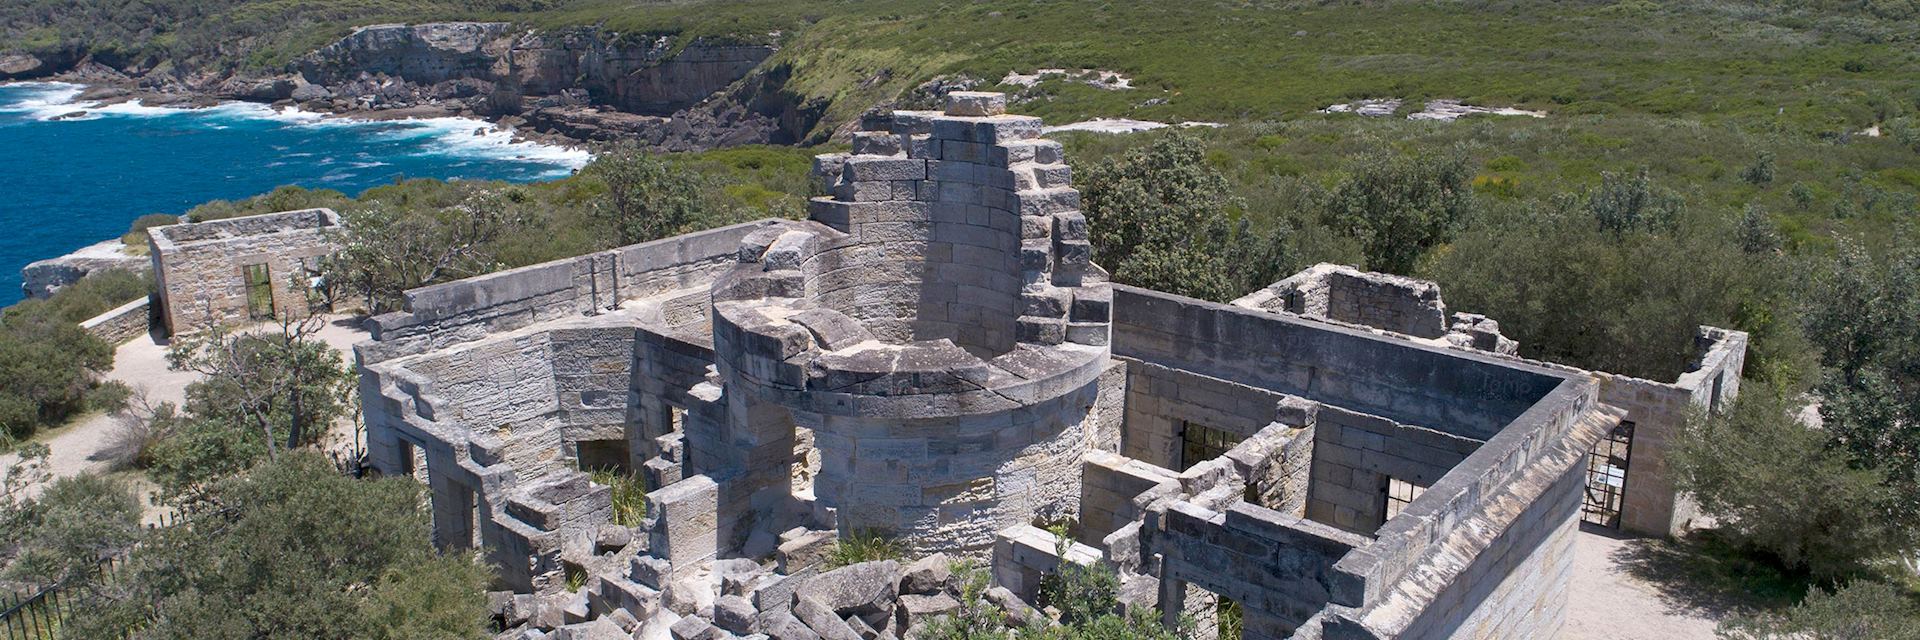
[1081,132,1288,301]
[585,144,708,247]
[152,309,354,503]
[1585,169,1681,235]
[1325,148,1475,274]
[327,185,531,313]
[1671,391,1915,578]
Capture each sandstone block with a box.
[796,560,901,616]
[899,554,953,594]
[852,132,905,157]
[844,158,928,182]
[794,597,864,640]
[714,595,760,635]
[944,91,1007,117]
[761,610,823,640]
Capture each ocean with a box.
[0,81,591,306]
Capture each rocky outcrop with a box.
[274,22,802,150]
[21,239,149,300]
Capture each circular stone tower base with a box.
[711,92,1112,552]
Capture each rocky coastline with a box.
[7,22,829,152]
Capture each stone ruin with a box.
[147,207,342,336]
[352,92,1749,640]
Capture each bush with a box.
[66,452,492,640]
[0,473,142,587]
[1719,579,1920,640]
[1325,148,1475,274]
[120,213,179,246]
[1080,132,1288,301]
[1671,391,1915,578]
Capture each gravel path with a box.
[0,316,370,497]
[1564,525,1725,639]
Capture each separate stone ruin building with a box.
[353,93,1747,640]
[147,208,342,336]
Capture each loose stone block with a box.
[944,91,1008,117]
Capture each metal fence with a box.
[0,513,182,640]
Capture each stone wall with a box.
[1304,407,1482,536]
[363,220,769,364]
[1118,358,1297,469]
[148,208,340,335]
[78,297,150,344]
[1602,326,1749,537]
[1114,286,1562,440]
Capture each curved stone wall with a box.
[710,92,1112,551]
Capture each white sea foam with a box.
[0,81,591,175]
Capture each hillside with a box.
[4,0,1918,138]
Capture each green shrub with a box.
[825,530,905,568]
[1719,580,1920,640]
[120,213,179,247]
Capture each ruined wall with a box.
[1603,327,1748,537]
[1304,408,1482,535]
[363,220,768,363]
[1237,265,1448,339]
[1158,501,1370,633]
[148,208,339,335]
[1113,286,1562,441]
[1119,358,1297,469]
[79,297,150,344]
[1079,451,1179,546]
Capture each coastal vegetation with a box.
[0,268,144,447]
[3,0,1920,635]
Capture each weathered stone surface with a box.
[795,561,900,616]
[895,593,960,630]
[714,595,759,635]
[944,91,1007,117]
[792,597,864,640]
[760,610,823,640]
[898,554,952,595]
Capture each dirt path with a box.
[1564,525,1725,639]
[0,316,370,500]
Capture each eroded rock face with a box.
[295,23,776,117]
[21,240,148,300]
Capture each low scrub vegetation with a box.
[0,268,147,448]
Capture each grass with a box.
[588,468,647,527]
[825,529,905,568]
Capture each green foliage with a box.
[1422,197,1800,382]
[1080,132,1287,301]
[67,452,491,640]
[1718,579,1920,640]
[1671,391,1915,579]
[1804,243,1920,523]
[185,185,352,223]
[1326,148,1475,274]
[924,560,1185,640]
[583,143,745,246]
[1737,205,1782,255]
[590,468,648,527]
[327,182,533,313]
[1741,151,1777,187]
[1584,169,1682,235]
[120,213,180,247]
[919,561,1011,640]
[825,529,905,569]
[148,319,355,503]
[0,473,141,587]
[0,269,147,446]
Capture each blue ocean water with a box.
[0,82,590,305]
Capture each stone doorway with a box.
[1581,421,1634,528]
